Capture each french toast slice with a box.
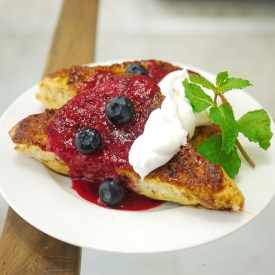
[37,59,181,109]
[9,111,244,211]
[10,74,244,211]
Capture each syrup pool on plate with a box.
[72,178,163,211]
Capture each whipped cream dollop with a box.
[129,69,211,179]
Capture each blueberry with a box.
[126,63,148,76]
[106,96,134,125]
[99,179,125,206]
[75,128,102,153]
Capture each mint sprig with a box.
[197,136,241,179]
[182,80,213,112]
[189,74,216,91]
[183,71,273,179]
[219,77,252,94]
[238,109,272,150]
[210,104,238,153]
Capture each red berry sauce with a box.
[76,60,181,96]
[72,178,163,211]
[77,71,123,95]
[46,75,160,179]
[141,60,177,83]
[46,74,164,210]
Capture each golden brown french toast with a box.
[9,109,69,176]
[9,111,244,211]
[119,144,243,211]
[10,73,244,211]
[37,59,181,109]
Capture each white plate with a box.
[0,65,274,253]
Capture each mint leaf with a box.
[210,104,238,153]
[189,73,216,92]
[238,109,273,150]
[185,70,272,178]
[197,136,241,179]
[183,79,214,113]
[219,77,252,94]
[216,71,228,88]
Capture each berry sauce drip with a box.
[80,70,116,90]
[144,60,180,83]
[76,60,181,95]
[46,75,161,181]
[77,71,123,96]
[72,178,163,211]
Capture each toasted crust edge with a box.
[14,144,69,175]
[123,169,244,211]
[10,139,244,211]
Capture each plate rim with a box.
[0,62,274,253]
